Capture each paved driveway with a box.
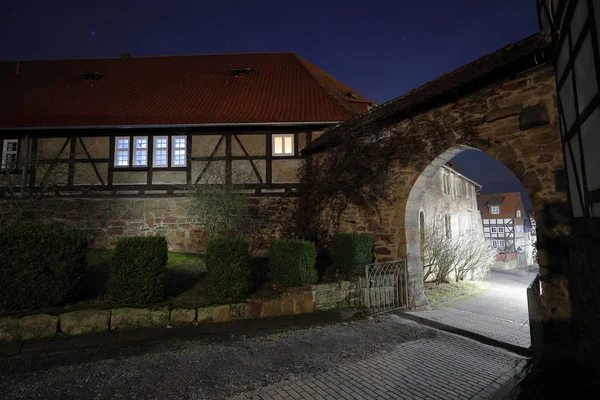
[0,315,526,400]
[408,268,537,350]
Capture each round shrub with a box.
[206,237,251,298]
[332,233,373,274]
[269,239,318,287]
[108,236,168,304]
[0,223,88,311]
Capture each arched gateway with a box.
[304,33,571,322]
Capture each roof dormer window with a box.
[80,72,105,81]
[346,92,359,99]
[231,67,253,78]
[490,206,500,214]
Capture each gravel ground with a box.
[0,315,436,400]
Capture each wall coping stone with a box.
[0,279,364,342]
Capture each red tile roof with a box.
[304,33,552,153]
[0,53,373,129]
[477,192,527,224]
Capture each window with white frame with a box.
[172,136,187,167]
[490,206,500,214]
[516,209,521,217]
[491,227,497,233]
[498,227,505,233]
[272,134,294,156]
[134,137,148,166]
[1,139,18,170]
[492,239,506,248]
[154,137,168,167]
[115,137,130,167]
[442,171,451,195]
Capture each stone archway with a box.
[403,144,481,308]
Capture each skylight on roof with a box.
[80,72,105,81]
[231,67,253,78]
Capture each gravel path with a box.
[0,315,525,399]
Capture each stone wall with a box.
[318,64,571,316]
[0,280,364,342]
[0,196,297,254]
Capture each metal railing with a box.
[364,260,408,314]
[527,274,544,369]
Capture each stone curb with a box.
[0,279,367,344]
[395,311,532,357]
[0,309,364,357]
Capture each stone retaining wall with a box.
[0,280,366,342]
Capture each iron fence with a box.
[364,259,408,314]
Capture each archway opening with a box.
[405,145,536,349]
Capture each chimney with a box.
[15,60,20,75]
[120,53,132,59]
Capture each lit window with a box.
[154,137,168,167]
[172,136,187,167]
[490,206,500,214]
[115,137,130,167]
[134,137,148,166]
[273,134,294,156]
[1,139,18,170]
[516,209,522,217]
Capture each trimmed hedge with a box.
[269,239,318,287]
[0,223,88,310]
[108,236,168,304]
[332,233,373,274]
[206,237,251,298]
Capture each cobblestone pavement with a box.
[0,315,526,400]
[231,328,527,400]
[409,268,534,350]
[406,308,531,349]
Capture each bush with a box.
[108,236,168,304]
[206,237,251,298]
[332,233,373,274]
[0,223,88,310]
[269,239,318,287]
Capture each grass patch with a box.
[424,281,487,305]
[82,249,205,303]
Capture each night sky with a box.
[1,0,538,208]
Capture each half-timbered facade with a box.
[0,53,372,251]
[0,53,373,197]
[478,192,534,265]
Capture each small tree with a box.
[188,162,267,254]
[422,211,496,283]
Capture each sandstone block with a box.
[170,308,196,326]
[261,299,283,318]
[281,298,295,315]
[196,305,231,323]
[484,104,523,122]
[60,309,110,336]
[0,314,58,342]
[244,301,263,320]
[110,307,169,331]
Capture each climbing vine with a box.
[289,94,497,243]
